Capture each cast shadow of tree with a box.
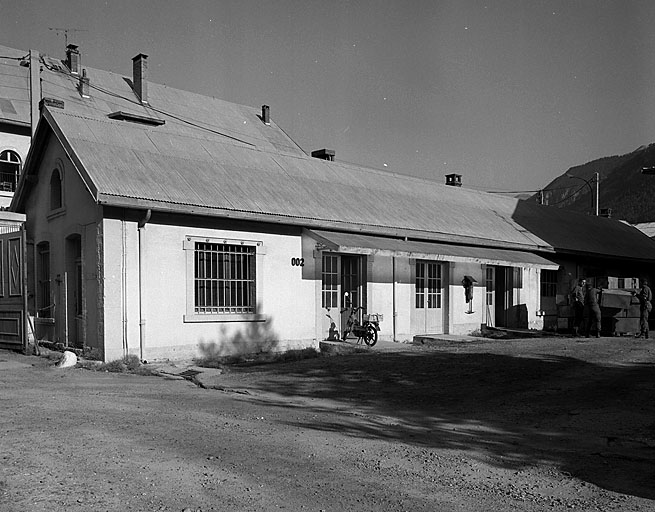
[236,350,655,500]
[194,303,282,363]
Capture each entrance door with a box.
[412,260,444,334]
[321,254,366,340]
[0,227,27,351]
[494,266,525,328]
[485,266,495,327]
[65,235,83,348]
[321,254,340,339]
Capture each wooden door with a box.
[412,260,444,334]
[0,227,26,351]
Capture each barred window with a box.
[194,242,255,314]
[37,242,52,317]
[541,269,558,297]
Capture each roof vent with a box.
[108,111,164,126]
[445,173,462,187]
[311,149,335,161]
[66,44,80,75]
[261,105,270,125]
[132,53,148,104]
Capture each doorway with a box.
[494,266,526,328]
[411,260,444,334]
[321,253,366,340]
[65,235,84,348]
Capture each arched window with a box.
[0,150,21,192]
[50,169,63,210]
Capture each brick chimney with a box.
[66,44,80,75]
[132,53,148,104]
[311,149,335,161]
[445,173,462,187]
[261,105,270,125]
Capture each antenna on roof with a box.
[48,27,88,48]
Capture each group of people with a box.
[571,278,652,339]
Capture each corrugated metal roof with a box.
[11,44,655,262]
[53,111,545,249]
[0,46,30,126]
[306,230,560,269]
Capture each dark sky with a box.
[3,0,655,193]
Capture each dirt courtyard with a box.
[1,335,655,511]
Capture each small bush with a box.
[101,359,127,373]
[195,347,320,368]
[91,355,153,375]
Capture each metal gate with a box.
[0,227,27,351]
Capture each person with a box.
[570,278,586,336]
[584,282,602,338]
[634,279,652,339]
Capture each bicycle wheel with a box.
[364,324,378,346]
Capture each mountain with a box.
[533,144,655,224]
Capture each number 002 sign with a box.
[291,257,305,267]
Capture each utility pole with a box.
[48,27,88,48]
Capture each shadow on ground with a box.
[229,350,655,499]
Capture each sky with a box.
[3,0,655,193]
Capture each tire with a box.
[364,324,378,346]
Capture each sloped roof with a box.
[0,45,31,127]
[10,45,655,262]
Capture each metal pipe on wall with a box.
[137,209,151,362]
[392,256,397,342]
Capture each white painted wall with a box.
[102,220,318,362]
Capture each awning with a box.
[305,229,560,270]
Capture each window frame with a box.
[0,149,21,192]
[415,260,442,309]
[47,164,66,218]
[183,236,266,323]
[540,269,558,297]
[36,242,52,318]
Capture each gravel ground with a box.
[1,334,654,511]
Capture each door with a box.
[0,227,27,351]
[65,235,84,348]
[412,260,444,334]
[321,254,340,339]
[495,266,525,328]
[485,266,495,327]
[321,254,366,340]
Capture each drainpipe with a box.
[392,256,397,342]
[121,219,128,358]
[138,209,151,362]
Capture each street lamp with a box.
[565,172,599,216]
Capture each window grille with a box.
[194,242,255,314]
[37,243,52,317]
